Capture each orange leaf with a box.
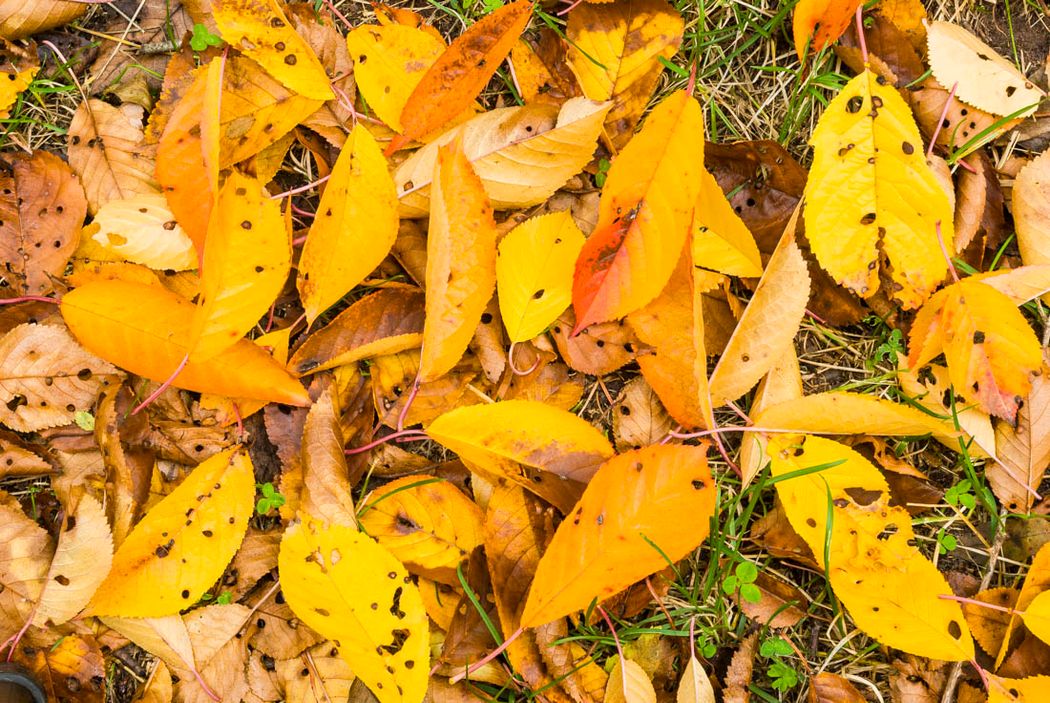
[419,140,497,382]
[572,91,704,331]
[792,0,864,59]
[60,280,309,406]
[388,0,532,153]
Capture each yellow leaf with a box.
[79,194,196,271]
[188,171,290,362]
[691,169,763,278]
[419,140,497,382]
[0,60,35,120]
[987,674,1050,702]
[1013,150,1050,275]
[33,495,112,627]
[426,400,614,514]
[566,0,684,146]
[521,444,715,627]
[298,125,399,324]
[676,655,716,703]
[87,447,254,617]
[767,435,974,661]
[997,542,1050,668]
[394,98,610,217]
[278,518,429,703]
[605,657,657,703]
[572,91,704,330]
[197,327,292,426]
[497,211,585,343]
[213,0,334,101]
[804,69,953,309]
[708,227,810,406]
[1023,590,1050,648]
[927,21,1045,118]
[359,475,484,584]
[978,265,1050,306]
[345,24,445,133]
[908,277,1042,422]
[61,280,309,406]
[738,347,803,487]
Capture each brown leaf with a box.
[730,570,807,629]
[837,12,925,87]
[612,376,673,451]
[997,632,1050,679]
[289,286,425,376]
[808,672,867,703]
[299,384,358,526]
[0,151,86,297]
[0,429,52,478]
[0,491,53,642]
[499,344,585,410]
[991,354,1050,512]
[909,77,1013,157]
[550,309,641,376]
[536,617,609,703]
[12,633,106,703]
[224,528,279,601]
[246,583,325,660]
[723,632,758,703]
[750,499,816,568]
[275,641,355,703]
[67,99,158,214]
[470,296,506,384]
[94,386,152,546]
[436,551,503,677]
[0,0,86,39]
[889,656,946,703]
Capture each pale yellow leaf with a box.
[605,657,656,703]
[676,655,715,703]
[79,193,196,271]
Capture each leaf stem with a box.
[448,626,524,684]
[0,295,60,305]
[132,353,190,415]
[343,428,427,455]
[927,82,959,159]
[854,6,868,65]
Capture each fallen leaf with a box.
[962,587,1019,657]
[299,385,358,527]
[1013,149,1050,272]
[692,168,763,278]
[807,672,867,702]
[987,674,1050,702]
[604,657,656,703]
[739,347,803,486]
[79,193,195,271]
[12,633,106,703]
[550,308,641,376]
[0,491,53,642]
[676,655,715,703]
[611,376,674,452]
[992,352,1050,512]
[723,633,758,703]
[731,569,807,629]
[0,0,86,39]
[792,0,864,59]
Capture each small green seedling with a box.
[722,561,761,604]
[256,482,286,515]
[945,479,976,511]
[760,637,799,692]
[936,529,958,555]
[190,23,223,52]
[594,158,611,187]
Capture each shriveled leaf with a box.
[61,280,310,405]
[290,285,425,376]
[992,352,1050,512]
[86,447,254,617]
[566,0,684,146]
[550,308,640,376]
[33,495,112,627]
[573,91,704,330]
[279,518,429,703]
[0,151,86,296]
[359,475,483,584]
[522,444,715,626]
[395,98,610,217]
[804,68,952,308]
[419,140,497,382]
[213,0,334,100]
[298,125,398,324]
[0,323,122,433]
[68,99,157,214]
[497,211,585,343]
[927,21,1045,118]
[188,170,290,362]
[611,377,674,452]
[604,657,656,703]
[79,193,195,271]
[427,400,614,514]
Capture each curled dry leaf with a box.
[723,633,758,703]
[86,447,255,617]
[61,280,310,405]
[299,385,358,527]
[68,99,158,214]
[522,444,715,627]
[359,475,483,584]
[991,352,1050,512]
[427,400,614,514]
[549,308,641,376]
[279,518,429,703]
[909,76,1010,158]
[395,98,610,217]
[0,151,86,296]
[566,0,684,147]
[0,322,122,433]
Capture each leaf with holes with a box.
[359,475,483,585]
[279,518,429,703]
[766,434,975,661]
[987,675,1050,702]
[427,400,614,514]
[572,90,705,331]
[78,193,196,271]
[86,447,254,618]
[691,168,762,278]
[804,68,953,309]
[61,280,310,406]
[298,124,398,324]
[497,211,585,343]
[521,444,715,627]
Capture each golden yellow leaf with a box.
[804,69,953,309]
[1024,590,1050,649]
[197,327,292,426]
[738,347,803,487]
[497,211,585,343]
[691,169,763,278]
[427,400,613,514]
[213,0,334,101]
[897,357,995,457]
[298,125,398,324]
[0,42,36,120]
[962,587,1018,658]
[521,444,715,627]
[33,495,112,627]
[394,98,610,217]
[566,0,684,146]
[605,657,656,703]
[996,542,1050,667]
[68,99,158,214]
[279,518,429,703]
[708,228,810,406]
[0,323,123,433]
[87,447,254,617]
[767,435,974,661]
[79,193,196,271]
[345,23,446,133]
[573,91,705,330]
[1013,150,1050,274]
[61,280,310,406]
[676,655,716,703]
[188,170,290,362]
[359,475,484,584]
[987,674,1050,702]
[908,277,1043,423]
[927,21,1045,118]
[419,140,497,382]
